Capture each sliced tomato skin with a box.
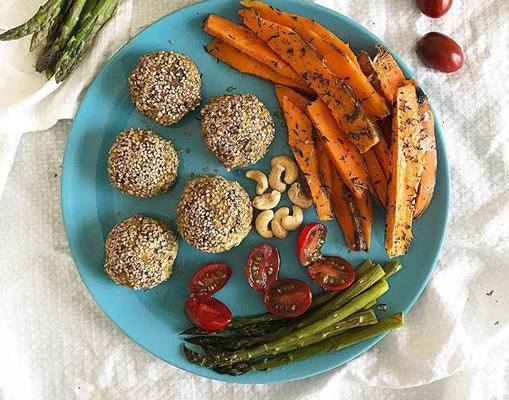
[184,294,232,332]
[307,256,355,291]
[297,223,327,266]
[263,278,313,318]
[188,263,232,295]
[245,243,281,291]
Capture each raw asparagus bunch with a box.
[0,0,119,82]
[0,0,68,41]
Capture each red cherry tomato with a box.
[416,32,464,73]
[188,262,232,295]
[416,0,452,18]
[297,223,327,266]
[184,294,232,332]
[263,279,313,318]
[307,256,355,291]
[245,243,281,291]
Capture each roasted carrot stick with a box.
[240,0,360,68]
[282,97,333,221]
[306,99,370,199]
[240,11,381,153]
[207,39,312,93]
[274,84,312,111]
[362,148,387,207]
[414,90,437,219]
[203,14,304,85]
[385,83,425,258]
[239,6,389,119]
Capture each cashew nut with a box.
[255,210,274,238]
[245,170,268,195]
[271,207,289,239]
[270,156,299,185]
[282,205,304,231]
[252,190,281,210]
[288,182,313,209]
[268,164,287,192]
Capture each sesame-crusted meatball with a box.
[128,51,201,126]
[108,128,179,198]
[105,215,178,289]
[201,94,275,170]
[177,176,252,253]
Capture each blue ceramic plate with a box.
[61,0,449,384]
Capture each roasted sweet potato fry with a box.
[330,168,371,251]
[274,84,311,111]
[203,14,304,85]
[240,12,381,153]
[378,116,393,147]
[207,40,312,93]
[241,0,359,67]
[357,51,376,77]
[372,45,406,105]
[362,149,387,207]
[385,83,426,258]
[239,6,389,119]
[306,99,370,199]
[315,138,334,194]
[373,135,391,178]
[414,90,437,219]
[282,97,333,221]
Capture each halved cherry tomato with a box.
[297,223,327,266]
[188,263,232,295]
[263,279,312,317]
[184,294,232,332]
[245,243,280,291]
[308,256,355,291]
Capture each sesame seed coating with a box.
[108,128,179,198]
[128,51,201,126]
[104,215,178,290]
[177,175,253,253]
[200,94,275,170]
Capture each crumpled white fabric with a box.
[0,0,508,399]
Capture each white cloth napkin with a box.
[1,0,508,399]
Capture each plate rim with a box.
[61,0,450,384]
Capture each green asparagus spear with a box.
[184,280,389,367]
[232,319,287,336]
[37,0,94,71]
[362,299,377,311]
[355,259,375,278]
[54,0,118,82]
[186,310,377,352]
[218,313,404,375]
[0,0,67,41]
[30,0,69,51]
[382,261,402,279]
